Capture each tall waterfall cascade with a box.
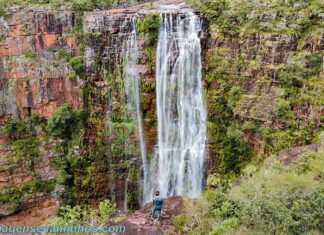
[121,17,148,207]
[144,12,207,202]
[119,12,207,205]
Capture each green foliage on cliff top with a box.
[172,151,324,235]
[187,0,324,36]
[3,0,150,11]
[136,14,160,74]
[55,0,149,10]
[136,14,160,44]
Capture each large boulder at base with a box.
[278,142,323,165]
[118,196,185,235]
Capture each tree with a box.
[46,104,83,139]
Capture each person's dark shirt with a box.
[153,196,163,210]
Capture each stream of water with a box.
[144,12,207,202]
[121,17,148,208]
[122,12,206,205]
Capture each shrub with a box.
[0,186,23,213]
[69,56,84,76]
[0,0,9,17]
[275,98,295,119]
[2,119,29,140]
[28,113,47,129]
[21,177,56,194]
[176,152,324,234]
[10,138,39,170]
[210,217,239,235]
[50,199,118,226]
[46,104,84,139]
[220,126,253,175]
[227,86,242,109]
[172,215,186,233]
[306,52,323,75]
[23,50,37,59]
[136,13,160,45]
[95,0,115,8]
[70,0,95,11]
[0,178,56,214]
[67,70,77,80]
[278,63,306,88]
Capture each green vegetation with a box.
[187,0,324,36]
[23,50,37,59]
[54,199,117,225]
[0,0,9,17]
[0,110,84,210]
[46,104,86,205]
[46,104,85,139]
[2,119,31,140]
[126,162,141,211]
[136,14,160,45]
[172,152,324,234]
[50,199,126,234]
[9,137,40,170]
[2,114,48,171]
[0,178,56,214]
[105,69,140,202]
[136,14,160,73]
[219,125,253,176]
[2,114,46,141]
[68,56,84,77]
[194,0,324,180]
[52,0,149,10]
[2,105,87,206]
[2,0,150,11]
[73,13,85,53]
[48,47,84,79]
[1,0,322,230]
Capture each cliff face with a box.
[0,1,198,225]
[0,6,82,121]
[0,6,82,225]
[205,29,323,175]
[0,0,323,226]
[202,1,323,177]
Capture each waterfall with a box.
[145,12,207,201]
[121,17,148,207]
[120,12,206,204]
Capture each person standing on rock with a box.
[151,191,163,222]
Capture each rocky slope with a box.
[119,196,184,235]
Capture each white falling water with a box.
[121,17,148,207]
[145,12,207,201]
